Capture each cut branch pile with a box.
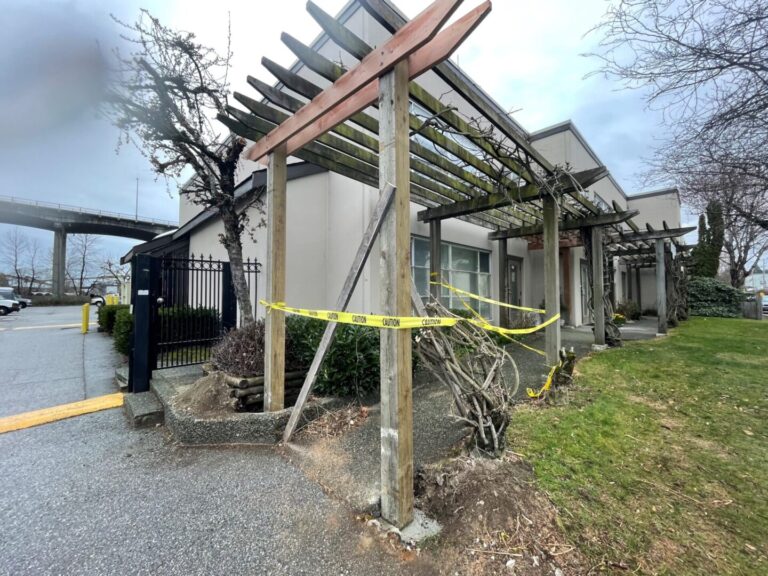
[415,301,519,456]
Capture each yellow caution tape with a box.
[431,281,546,314]
[527,363,560,398]
[261,301,461,329]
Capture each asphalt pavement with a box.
[0,306,431,576]
[0,306,116,417]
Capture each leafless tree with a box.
[590,0,768,212]
[25,238,43,295]
[101,257,131,290]
[1,228,29,293]
[105,10,261,322]
[66,234,100,295]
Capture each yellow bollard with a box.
[82,303,90,334]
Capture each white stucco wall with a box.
[627,191,681,229]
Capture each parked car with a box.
[90,293,106,307]
[0,298,20,315]
[0,288,31,308]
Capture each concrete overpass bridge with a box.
[0,195,177,297]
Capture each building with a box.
[127,0,684,328]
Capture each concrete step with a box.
[114,366,128,390]
[123,391,164,428]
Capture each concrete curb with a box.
[152,376,345,445]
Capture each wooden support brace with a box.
[282,184,396,442]
[264,146,287,412]
[379,61,413,529]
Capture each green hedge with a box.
[98,304,129,333]
[688,276,745,317]
[617,300,641,321]
[113,309,133,356]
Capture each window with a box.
[411,236,492,318]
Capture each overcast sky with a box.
[0,0,692,263]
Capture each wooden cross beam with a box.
[246,0,491,162]
[488,209,639,240]
[417,167,607,222]
[609,226,696,244]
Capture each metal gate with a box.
[129,253,261,393]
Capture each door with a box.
[580,259,591,324]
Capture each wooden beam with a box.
[611,226,696,244]
[429,220,441,300]
[283,184,396,442]
[247,0,464,161]
[286,1,492,155]
[592,227,605,346]
[656,239,667,335]
[379,61,413,529]
[489,209,640,240]
[543,196,561,365]
[264,145,287,412]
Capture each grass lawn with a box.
[507,317,768,575]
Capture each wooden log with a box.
[230,379,305,399]
[222,370,307,389]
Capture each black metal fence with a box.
[129,253,261,392]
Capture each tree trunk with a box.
[221,209,254,324]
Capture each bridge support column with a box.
[52,228,67,298]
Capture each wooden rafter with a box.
[609,226,696,244]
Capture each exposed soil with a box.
[416,454,589,575]
[295,404,370,440]
[173,373,234,416]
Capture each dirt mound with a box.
[416,454,588,575]
[173,373,233,416]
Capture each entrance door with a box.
[506,257,523,325]
[580,259,591,324]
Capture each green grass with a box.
[507,317,768,575]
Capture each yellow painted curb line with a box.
[0,393,124,434]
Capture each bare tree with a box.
[66,234,100,295]
[101,257,131,290]
[1,228,29,293]
[105,10,260,322]
[25,238,43,295]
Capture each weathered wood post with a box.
[497,238,508,327]
[655,239,667,334]
[592,226,606,347]
[429,219,441,300]
[379,61,413,528]
[264,145,287,411]
[543,196,561,365]
[635,263,642,309]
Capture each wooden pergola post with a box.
[497,238,508,327]
[635,263,642,309]
[379,61,413,529]
[656,239,667,334]
[429,219,441,301]
[592,226,606,347]
[264,145,287,411]
[543,196,560,365]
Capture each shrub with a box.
[30,295,88,306]
[617,300,641,321]
[98,304,129,333]
[159,306,220,340]
[688,276,745,317]
[210,319,305,377]
[613,313,627,326]
[212,315,420,398]
[113,309,133,356]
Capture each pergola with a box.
[219,0,694,528]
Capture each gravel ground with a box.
[0,410,433,576]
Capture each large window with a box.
[411,236,492,317]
